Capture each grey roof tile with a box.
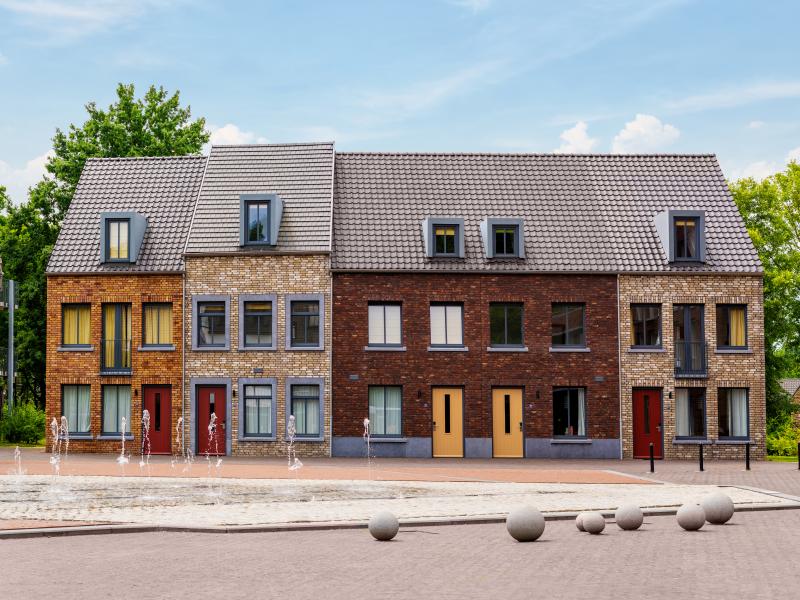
[780,379,800,397]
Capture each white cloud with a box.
[611,114,680,154]
[0,151,52,204]
[207,124,268,147]
[730,161,779,182]
[553,121,597,154]
[787,147,800,164]
[747,120,765,129]
[446,0,491,13]
[665,81,800,113]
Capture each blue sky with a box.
[1,0,799,203]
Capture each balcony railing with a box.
[675,340,707,378]
[101,338,132,373]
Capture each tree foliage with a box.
[0,84,208,407]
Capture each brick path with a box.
[1,510,797,599]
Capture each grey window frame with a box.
[492,224,519,257]
[192,295,230,351]
[142,302,173,348]
[61,303,92,348]
[675,387,707,440]
[244,199,271,245]
[367,302,403,347]
[630,303,662,349]
[101,302,132,374]
[552,387,588,439]
[368,385,403,438]
[285,377,325,442]
[718,387,750,440]
[551,303,586,348]
[429,302,465,348]
[239,294,277,350]
[422,217,465,258]
[489,302,524,348]
[673,216,700,261]
[61,384,91,436]
[104,218,130,262]
[238,377,278,441]
[716,304,748,350]
[101,384,131,436]
[285,294,325,351]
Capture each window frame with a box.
[674,387,707,440]
[718,387,750,440]
[285,377,325,441]
[105,218,130,262]
[429,302,465,348]
[367,302,403,348]
[368,385,403,438]
[489,302,524,348]
[716,304,748,350]
[630,303,662,349]
[61,384,91,436]
[238,294,277,351]
[192,295,230,351]
[492,224,519,257]
[423,217,465,258]
[285,294,325,351]
[672,215,701,262]
[142,302,173,348]
[237,377,277,441]
[239,193,281,247]
[244,199,271,245]
[550,302,587,348]
[552,387,588,439]
[101,302,132,373]
[61,303,92,348]
[433,224,460,257]
[101,384,132,436]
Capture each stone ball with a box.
[576,512,588,532]
[676,503,706,531]
[701,492,735,525]
[368,511,399,541]
[582,511,606,534]
[615,504,644,531]
[506,506,546,542]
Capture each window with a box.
[630,304,661,348]
[102,303,131,371]
[489,303,523,347]
[368,303,402,346]
[290,300,320,347]
[674,217,699,260]
[551,303,585,347]
[430,304,463,347]
[675,388,706,438]
[493,225,518,257]
[290,384,320,437]
[719,388,748,439]
[243,384,273,437]
[434,225,458,256]
[62,385,90,434]
[717,305,747,349]
[245,200,270,244]
[368,386,402,437]
[198,301,226,347]
[102,385,131,435]
[62,304,91,346]
[553,388,586,437]
[106,219,130,261]
[143,303,172,346]
[243,301,273,347]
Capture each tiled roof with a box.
[185,143,334,254]
[332,153,762,273]
[47,156,207,274]
[780,379,800,397]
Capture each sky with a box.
[1,0,799,203]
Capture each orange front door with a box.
[143,386,171,454]
[197,385,226,456]
[432,388,463,457]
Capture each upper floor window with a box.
[62,303,91,346]
[290,300,320,348]
[674,217,700,260]
[243,300,273,347]
[434,225,458,256]
[430,303,463,347]
[716,304,747,349]
[106,219,130,261]
[630,304,661,348]
[493,225,518,257]
[489,303,523,347]
[239,194,282,247]
[246,199,270,244]
[102,303,131,372]
[368,303,402,346]
[198,301,226,348]
[143,303,172,347]
[551,303,585,347]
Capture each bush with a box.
[0,402,46,445]
[766,413,800,457]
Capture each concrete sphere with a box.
[676,503,706,531]
[575,512,588,532]
[701,492,735,525]
[368,511,399,541]
[506,506,546,542]
[615,504,644,531]
[582,511,606,535]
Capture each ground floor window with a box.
[243,384,273,437]
[553,387,586,437]
[62,385,91,434]
[718,388,748,438]
[290,384,320,437]
[676,387,705,438]
[368,386,402,437]
[102,385,131,435]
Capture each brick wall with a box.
[619,274,766,460]
[46,274,184,454]
[184,255,332,457]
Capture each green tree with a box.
[730,162,800,422]
[0,84,209,407]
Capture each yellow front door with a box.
[492,388,524,458]
[432,388,463,457]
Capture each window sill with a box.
[550,438,592,444]
[239,347,277,352]
[100,370,132,376]
[549,347,591,353]
[369,437,408,443]
[487,346,529,353]
[715,348,752,354]
[628,347,665,353]
[238,436,278,442]
[364,346,407,352]
[286,346,325,352]
[57,346,95,352]
[96,434,134,441]
[192,346,230,352]
[428,346,469,352]
[138,345,175,352]
[716,438,752,445]
[60,434,92,440]
[290,436,324,443]
[672,438,710,445]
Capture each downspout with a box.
[182,273,186,457]
[328,143,335,457]
[617,274,623,460]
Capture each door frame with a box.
[141,384,172,455]
[190,377,232,456]
[430,385,465,458]
[632,387,664,459]
[490,386,525,458]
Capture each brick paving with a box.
[1,510,797,599]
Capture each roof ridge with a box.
[211,141,335,148]
[335,151,718,158]
[85,155,207,162]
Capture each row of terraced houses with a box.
[45,143,765,461]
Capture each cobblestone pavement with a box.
[2,510,798,599]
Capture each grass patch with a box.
[0,439,45,448]
[767,455,798,462]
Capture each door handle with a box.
[433,421,437,431]
[519,422,523,432]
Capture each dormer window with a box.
[434,225,458,256]
[653,209,705,264]
[246,199,270,244]
[422,217,465,258]
[674,217,699,260]
[239,193,283,248]
[100,212,146,264]
[480,218,525,258]
[493,225,518,257]
[106,219,129,261]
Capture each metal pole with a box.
[745,442,751,471]
[797,442,799,470]
[699,443,704,472]
[649,442,655,473]
[7,280,14,414]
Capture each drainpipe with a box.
[616,274,623,460]
[181,273,186,456]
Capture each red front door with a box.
[143,386,171,454]
[632,389,662,459]
[197,385,226,456]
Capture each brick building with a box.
[45,156,206,453]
